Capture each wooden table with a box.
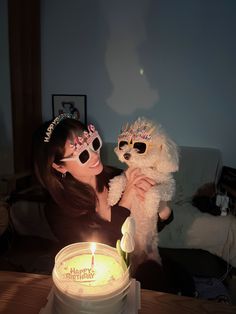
[0,271,236,314]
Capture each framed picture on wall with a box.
[52,94,87,124]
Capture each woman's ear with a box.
[52,162,66,174]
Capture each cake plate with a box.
[40,278,140,314]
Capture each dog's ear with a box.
[155,136,179,173]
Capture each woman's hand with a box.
[157,201,173,232]
[158,201,172,221]
[118,168,155,208]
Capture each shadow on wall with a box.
[100,0,159,115]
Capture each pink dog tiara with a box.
[118,118,156,142]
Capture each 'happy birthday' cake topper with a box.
[63,267,96,282]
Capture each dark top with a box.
[45,201,130,249]
[45,200,173,250]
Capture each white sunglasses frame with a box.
[60,135,102,165]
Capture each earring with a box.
[62,172,66,179]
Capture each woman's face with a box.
[52,125,104,181]
[61,136,103,180]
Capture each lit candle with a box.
[90,242,96,269]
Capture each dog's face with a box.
[115,117,179,172]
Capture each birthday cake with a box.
[51,242,132,314]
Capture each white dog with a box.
[108,117,179,267]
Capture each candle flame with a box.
[90,242,96,254]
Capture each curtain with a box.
[8,0,42,174]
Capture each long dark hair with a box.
[32,118,119,217]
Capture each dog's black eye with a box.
[133,142,147,154]
[119,141,128,150]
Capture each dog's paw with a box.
[108,174,127,206]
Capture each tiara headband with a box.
[44,113,77,143]
[118,118,156,142]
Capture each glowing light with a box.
[90,242,96,269]
[90,242,96,254]
[139,68,144,75]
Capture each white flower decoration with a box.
[121,217,135,236]
[120,232,135,253]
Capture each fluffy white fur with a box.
[108,117,179,267]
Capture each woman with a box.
[33,113,194,295]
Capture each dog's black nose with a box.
[124,153,131,160]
